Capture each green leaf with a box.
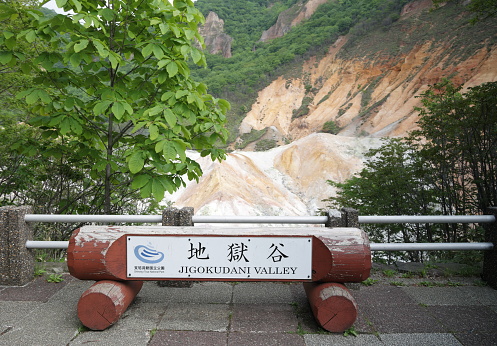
[218,99,231,112]
[151,178,165,201]
[163,109,177,127]
[175,90,189,99]
[149,124,159,140]
[93,100,112,115]
[155,139,166,153]
[166,61,178,78]
[161,91,175,102]
[5,36,16,50]
[25,30,37,43]
[38,89,51,104]
[128,151,144,174]
[140,180,152,198]
[112,101,125,120]
[72,0,82,12]
[71,120,83,135]
[60,118,71,135]
[142,43,154,58]
[25,90,39,104]
[191,48,202,64]
[108,52,120,69]
[99,8,114,21]
[55,0,68,7]
[92,40,109,58]
[74,39,89,53]
[131,174,150,189]
[153,45,164,59]
[162,141,177,160]
[0,51,13,64]
[172,140,187,161]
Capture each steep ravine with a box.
[240,0,497,141]
[170,0,497,216]
[170,134,382,216]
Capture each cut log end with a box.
[77,280,143,330]
[304,282,358,333]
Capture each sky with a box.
[43,0,65,14]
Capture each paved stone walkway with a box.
[1,271,497,345]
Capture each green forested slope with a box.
[191,0,413,142]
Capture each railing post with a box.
[162,207,194,226]
[0,206,34,286]
[325,209,342,227]
[341,207,359,228]
[483,207,497,289]
[162,207,179,226]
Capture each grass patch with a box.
[361,278,379,286]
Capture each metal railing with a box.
[24,213,495,251]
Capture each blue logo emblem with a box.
[134,243,165,264]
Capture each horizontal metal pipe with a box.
[24,214,162,223]
[25,214,496,224]
[359,215,496,224]
[24,214,329,224]
[192,215,329,224]
[26,241,69,249]
[370,242,494,251]
[25,240,494,251]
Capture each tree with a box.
[323,138,439,262]
[412,80,497,217]
[433,0,497,23]
[1,0,229,214]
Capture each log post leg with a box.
[303,282,358,333]
[77,280,143,330]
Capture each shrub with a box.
[321,120,340,134]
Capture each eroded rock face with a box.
[199,12,232,58]
[171,134,382,216]
[243,0,497,141]
[260,0,328,42]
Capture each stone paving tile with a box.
[149,330,227,346]
[352,285,418,307]
[228,332,305,346]
[304,333,383,346]
[0,326,77,346]
[158,303,230,331]
[70,328,151,345]
[112,302,166,331]
[426,305,497,333]
[233,282,294,304]
[140,281,233,304]
[402,286,481,306]
[230,303,299,333]
[379,333,462,345]
[47,278,93,303]
[20,297,81,330]
[0,275,73,302]
[454,331,497,346]
[0,301,41,326]
[361,304,446,333]
[457,286,497,306]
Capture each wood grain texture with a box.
[68,226,371,282]
[77,280,143,330]
[303,282,358,332]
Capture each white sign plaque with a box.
[127,236,312,280]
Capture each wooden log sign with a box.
[68,226,371,283]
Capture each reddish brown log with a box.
[68,226,371,282]
[312,232,371,282]
[304,282,358,333]
[68,228,128,280]
[77,280,143,330]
